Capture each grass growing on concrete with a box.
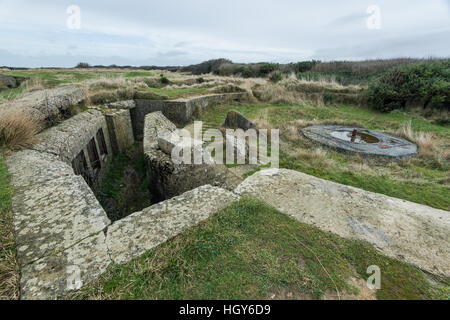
[0,153,19,299]
[136,86,212,99]
[198,103,450,210]
[77,197,447,300]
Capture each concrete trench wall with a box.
[30,109,114,191]
[132,93,248,139]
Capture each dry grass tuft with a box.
[0,108,41,150]
[396,121,436,158]
[21,78,45,93]
[290,147,335,168]
[252,84,305,105]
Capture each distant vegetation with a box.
[366,61,450,112]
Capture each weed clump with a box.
[0,108,40,150]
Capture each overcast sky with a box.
[0,0,449,67]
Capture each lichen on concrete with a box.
[20,232,111,300]
[31,109,111,164]
[105,109,134,155]
[6,149,74,189]
[12,175,111,265]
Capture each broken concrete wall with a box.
[143,112,221,201]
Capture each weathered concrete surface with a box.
[105,109,134,155]
[223,110,256,130]
[157,134,214,165]
[7,144,113,299]
[12,175,111,265]
[144,112,219,200]
[302,125,418,158]
[143,111,177,153]
[106,185,240,265]
[6,149,74,189]
[32,109,108,161]
[20,232,111,300]
[1,86,86,127]
[235,169,450,277]
[107,100,136,110]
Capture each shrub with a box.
[0,108,40,149]
[160,75,170,85]
[75,62,91,68]
[258,63,279,76]
[269,71,283,83]
[366,61,450,112]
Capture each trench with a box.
[94,142,153,222]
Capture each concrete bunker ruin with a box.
[6,87,448,300]
[7,91,248,299]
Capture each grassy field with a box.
[76,197,447,300]
[0,69,159,101]
[197,103,450,210]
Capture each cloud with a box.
[0,0,448,67]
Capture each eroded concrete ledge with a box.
[235,169,450,277]
[20,232,111,300]
[12,175,111,266]
[106,185,240,265]
[7,147,112,299]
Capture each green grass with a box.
[278,152,450,210]
[0,152,18,299]
[0,69,160,101]
[197,102,450,210]
[0,153,11,223]
[200,103,449,137]
[77,197,447,300]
